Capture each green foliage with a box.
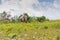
[11,16,20,23]
[0,20,10,24]
[56,36,60,40]
[27,17,36,22]
[27,17,32,22]
[8,33,16,38]
[19,13,47,23]
[0,20,59,40]
[44,26,48,29]
[24,13,29,17]
[2,11,11,20]
[2,11,7,18]
[0,12,49,23]
[37,16,46,22]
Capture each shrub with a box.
[8,33,16,38]
[57,36,60,40]
[37,16,46,22]
[44,26,48,29]
[0,20,10,24]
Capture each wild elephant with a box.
[20,15,28,23]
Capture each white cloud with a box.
[53,0,60,8]
[0,0,60,20]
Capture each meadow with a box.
[0,20,60,40]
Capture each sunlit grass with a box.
[0,20,60,40]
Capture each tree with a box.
[2,11,7,19]
[37,16,46,22]
[11,16,19,23]
[24,13,29,17]
[41,16,46,21]
[7,14,11,18]
[1,11,11,20]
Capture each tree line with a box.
[0,11,49,23]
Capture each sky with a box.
[0,0,2,4]
[0,0,60,20]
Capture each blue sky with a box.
[0,0,2,4]
[38,0,54,3]
[0,0,60,20]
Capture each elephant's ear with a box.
[20,16,23,19]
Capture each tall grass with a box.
[0,20,60,40]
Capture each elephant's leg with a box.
[25,18,27,23]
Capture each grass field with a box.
[0,20,60,40]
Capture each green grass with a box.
[0,20,60,40]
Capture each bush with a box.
[27,17,36,22]
[8,33,16,38]
[44,26,48,29]
[57,36,60,40]
[0,20,10,24]
[37,16,46,22]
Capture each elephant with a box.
[20,15,28,23]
